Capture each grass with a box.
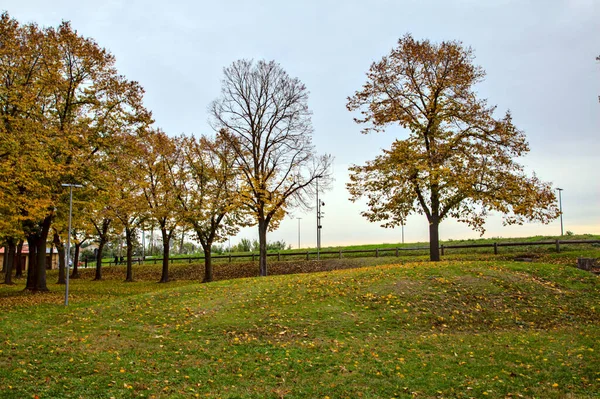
[0,253,598,398]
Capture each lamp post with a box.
[401,222,405,244]
[556,187,563,236]
[316,175,324,260]
[61,183,83,306]
[296,217,302,249]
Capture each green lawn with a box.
[0,257,598,398]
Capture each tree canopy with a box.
[347,34,559,261]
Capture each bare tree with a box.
[211,59,332,276]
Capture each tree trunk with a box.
[429,219,441,262]
[94,219,111,281]
[125,227,134,282]
[54,232,66,285]
[15,240,23,278]
[94,240,105,281]
[203,244,213,283]
[258,218,268,276]
[3,239,16,285]
[71,243,81,279]
[31,215,52,292]
[159,228,170,283]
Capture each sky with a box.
[5,0,599,248]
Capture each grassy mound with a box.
[0,260,598,398]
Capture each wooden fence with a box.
[94,239,600,266]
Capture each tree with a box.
[211,60,332,276]
[105,133,148,282]
[347,34,559,261]
[140,130,181,283]
[174,134,247,282]
[0,13,150,291]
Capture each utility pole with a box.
[401,222,404,244]
[297,217,302,249]
[316,175,324,260]
[557,187,564,236]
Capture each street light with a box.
[401,222,405,244]
[296,217,302,249]
[61,183,83,306]
[316,175,324,260]
[556,187,564,236]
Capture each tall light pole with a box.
[401,222,405,244]
[296,217,302,249]
[61,183,83,306]
[556,187,563,236]
[316,175,324,260]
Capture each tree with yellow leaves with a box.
[0,13,151,290]
[174,133,249,282]
[139,130,181,283]
[347,34,559,261]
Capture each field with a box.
[0,246,599,398]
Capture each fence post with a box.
[396,247,399,257]
[556,239,560,253]
[494,242,498,255]
[441,245,445,256]
[376,248,379,258]
[278,252,280,261]
[339,250,342,259]
[252,253,255,262]
[229,253,231,263]
[306,251,309,261]
[188,257,191,263]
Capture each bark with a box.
[71,242,81,279]
[94,240,105,280]
[94,219,111,281]
[15,240,23,278]
[258,218,268,276]
[202,245,213,283]
[124,227,134,282]
[53,232,66,285]
[429,219,441,262]
[28,215,52,292]
[3,239,16,285]
[159,228,170,283]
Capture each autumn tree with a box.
[211,60,332,276]
[0,13,54,291]
[347,34,559,261]
[174,134,247,282]
[140,130,181,283]
[0,13,150,290]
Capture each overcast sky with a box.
[5,0,599,247]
